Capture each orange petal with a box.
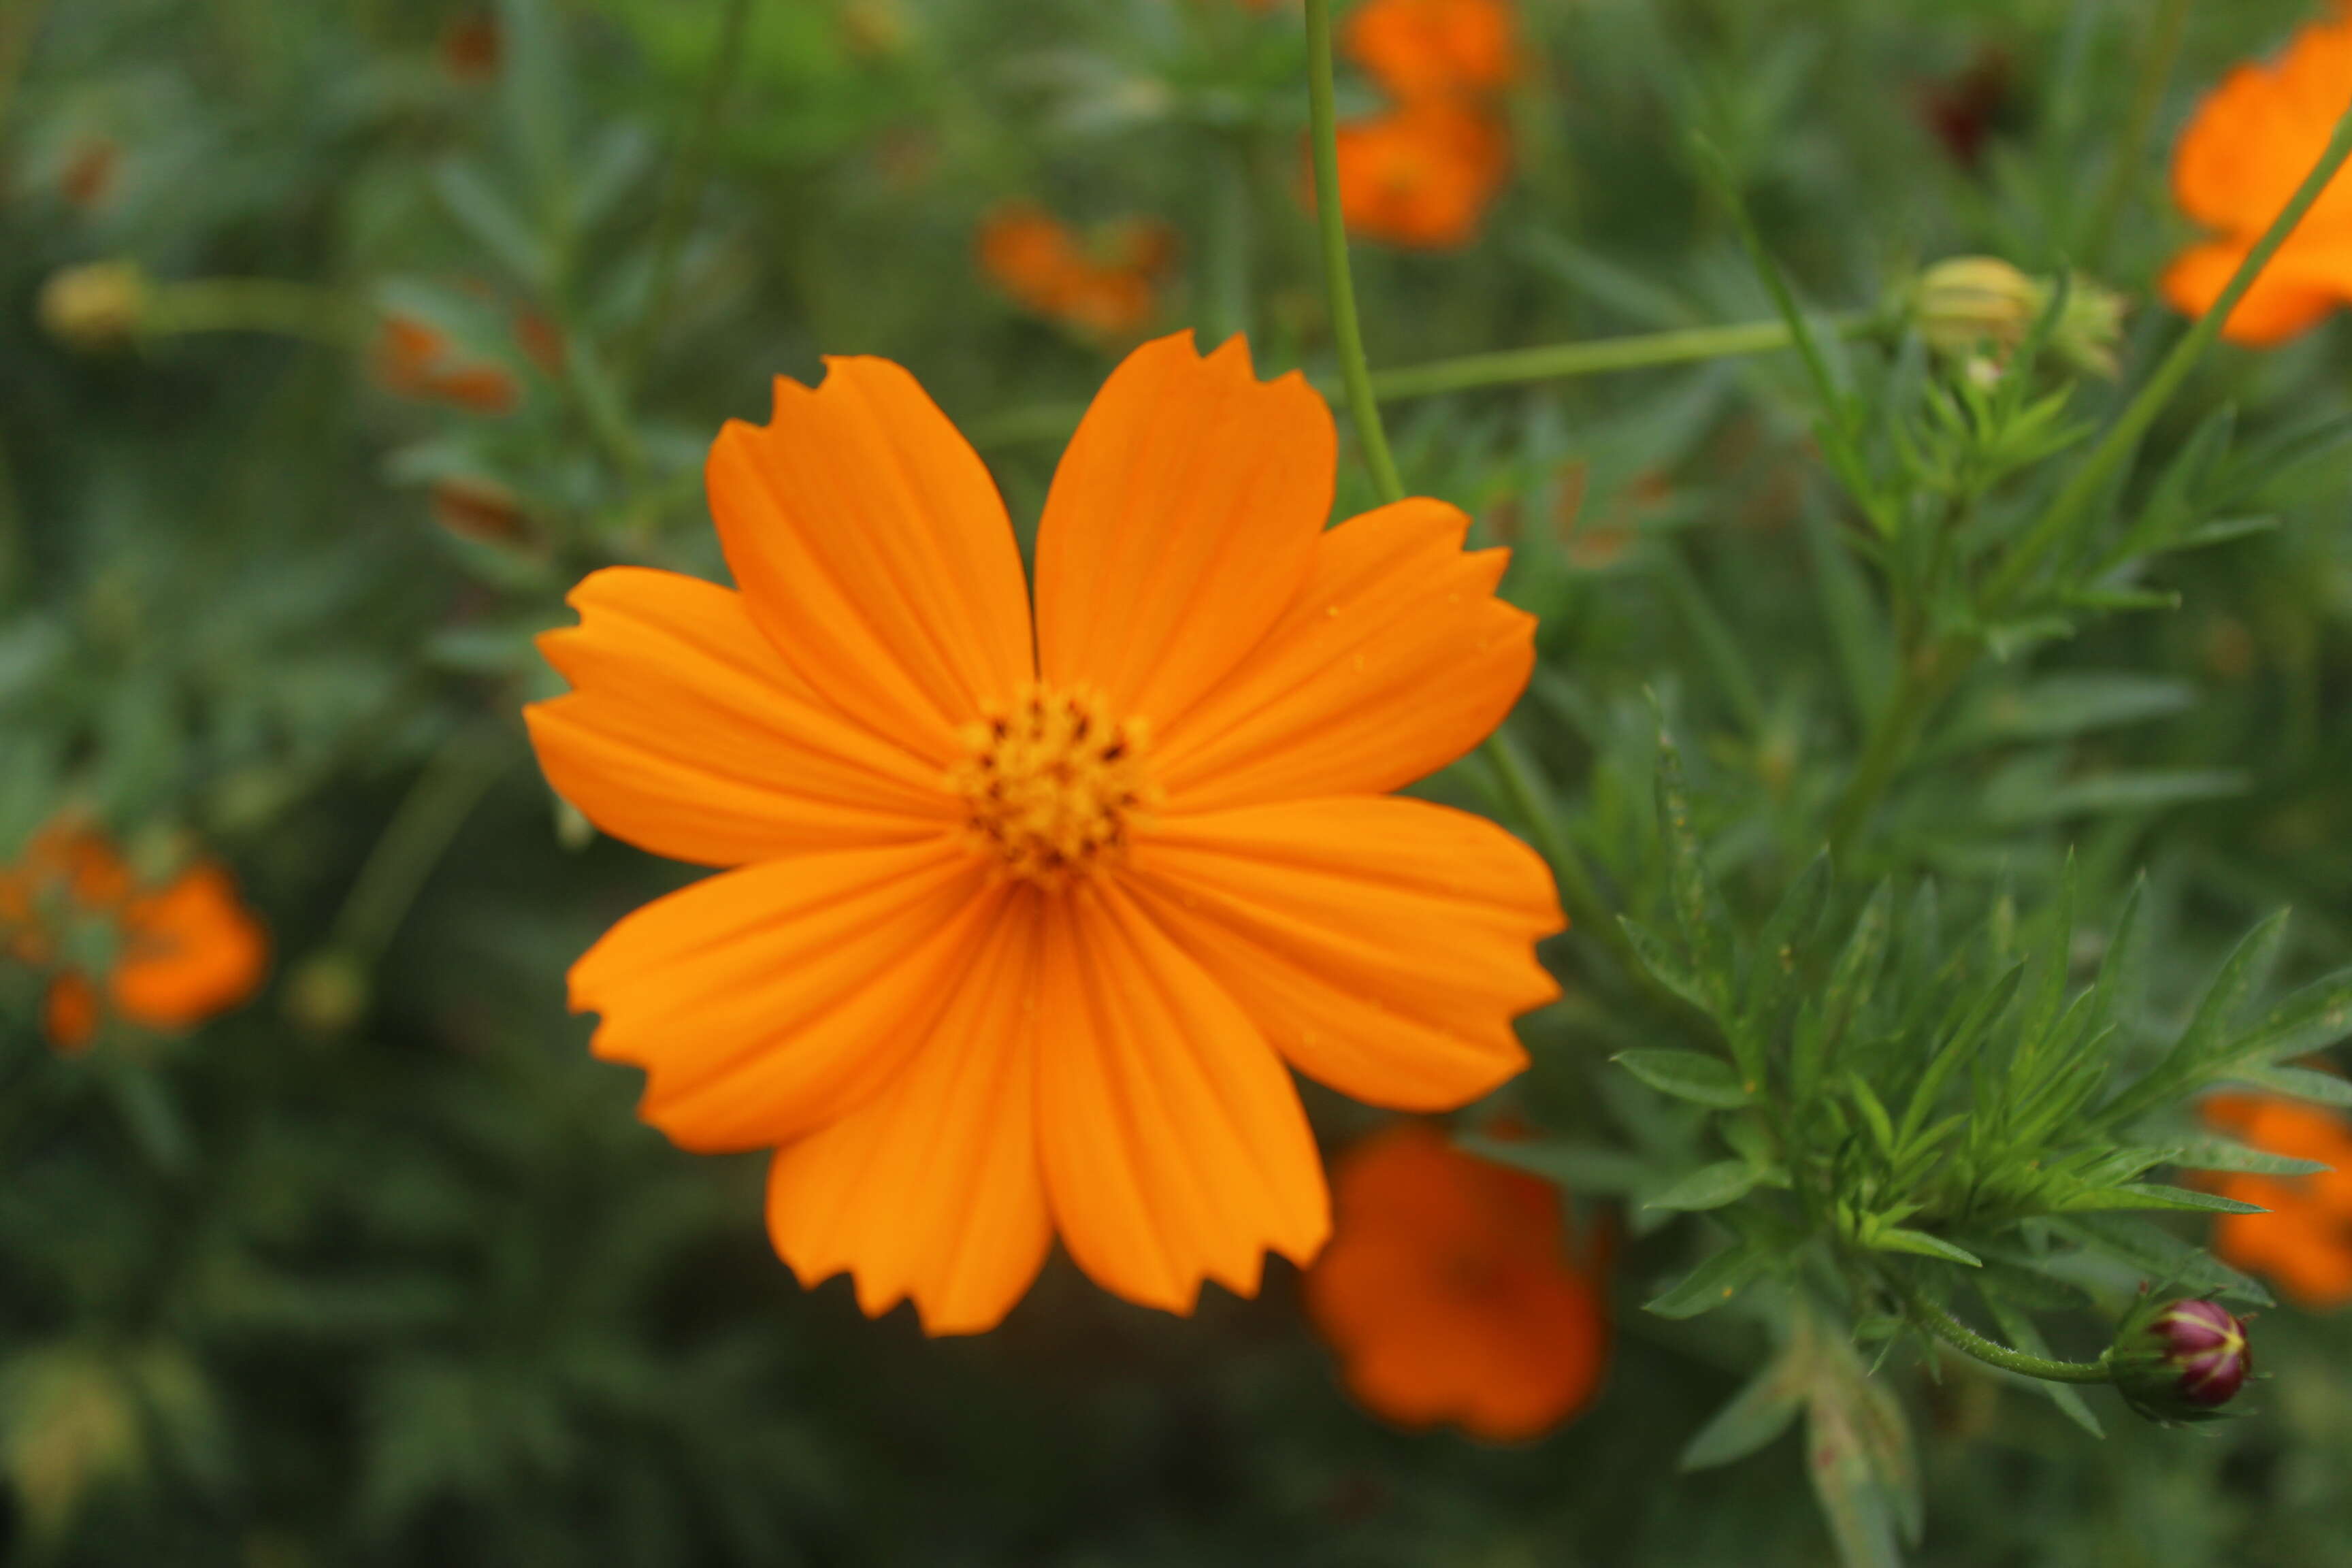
[1032,332,1335,732]
[766,892,1051,1334]
[1154,497,1532,809]
[2215,1205,2352,1310]
[1335,102,1511,251]
[112,866,269,1029]
[1343,0,1518,99]
[1337,1276,1607,1442]
[706,357,1035,763]
[2161,238,2349,346]
[1034,885,1330,1313]
[2172,14,2352,239]
[528,567,958,866]
[568,836,999,1152]
[1127,798,1559,1110]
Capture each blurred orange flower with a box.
[1344,0,1517,101]
[977,203,1177,339]
[526,331,1561,1334]
[1335,101,1510,250]
[0,820,269,1054]
[2165,6,2352,345]
[1324,0,1519,248]
[1306,1122,1610,1441]
[2203,1092,2352,1309]
[374,315,521,414]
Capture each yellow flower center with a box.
[947,683,1158,886]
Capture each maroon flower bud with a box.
[2110,1295,2255,1426]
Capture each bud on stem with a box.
[1908,256,2126,380]
[2108,1296,2254,1426]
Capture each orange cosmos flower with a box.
[977,203,1177,340]
[1335,99,1511,250]
[374,315,521,414]
[2165,5,2352,346]
[0,819,269,1054]
[1343,0,1518,101]
[525,331,1562,1334]
[1305,1122,1609,1441]
[2202,1091,2352,1310]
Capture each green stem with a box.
[1203,131,1256,348]
[964,318,1880,448]
[1826,639,1963,860]
[323,728,512,969]
[144,279,365,350]
[1303,0,1403,504]
[1908,1292,2113,1386]
[1484,728,1669,1000]
[1370,314,1871,402]
[1987,101,2352,612]
[619,0,755,394]
[2079,0,2189,272]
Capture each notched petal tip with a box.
[710,348,1035,754]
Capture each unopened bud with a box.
[38,261,150,350]
[2109,1295,2253,1425]
[1910,256,2125,379]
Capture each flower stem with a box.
[964,315,1873,448]
[619,0,755,395]
[1482,728,1696,1017]
[1486,729,1614,940]
[1826,638,1963,860]
[1370,314,1873,402]
[323,727,512,970]
[1908,1291,2114,1386]
[144,279,366,350]
[1203,131,1256,347]
[1987,101,2352,612]
[1303,0,1404,505]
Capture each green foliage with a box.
[12,0,2352,1564]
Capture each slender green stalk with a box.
[1303,0,1403,504]
[1827,640,1963,859]
[1908,1291,2113,1386]
[1484,730,1667,989]
[323,728,512,969]
[2080,0,2189,272]
[965,400,1088,451]
[963,316,1878,448]
[144,278,366,350]
[619,0,756,393]
[1486,730,1610,933]
[1371,314,1871,402]
[1203,132,1256,348]
[1988,103,2352,612]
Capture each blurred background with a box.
[7,0,2352,1562]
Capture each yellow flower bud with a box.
[37,261,150,350]
[1910,256,2125,379]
